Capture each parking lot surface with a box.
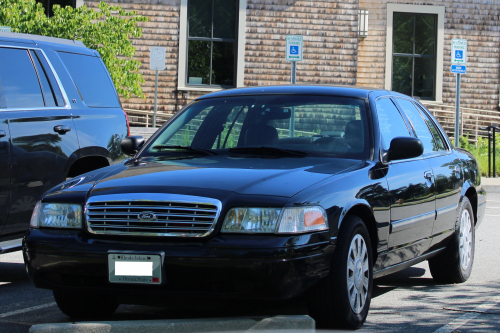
[1,193,499,333]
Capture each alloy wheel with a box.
[459,209,473,270]
[347,234,369,314]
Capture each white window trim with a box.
[385,4,444,103]
[178,0,246,92]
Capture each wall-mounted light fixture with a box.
[358,9,369,38]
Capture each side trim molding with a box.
[391,211,435,233]
[373,247,446,279]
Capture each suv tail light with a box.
[122,109,130,136]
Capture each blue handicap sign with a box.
[455,50,463,59]
[290,45,299,54]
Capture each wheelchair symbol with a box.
[290,46,299,54]
[455,50,463,59]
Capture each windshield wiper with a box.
[228,146,307,157]
[151,145,217,155]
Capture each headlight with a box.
[30,202,82,228]
[221,206,328,234]
[221,208,281,233]
[277,206,328,233]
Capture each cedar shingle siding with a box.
[85,0,499,119]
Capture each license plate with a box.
[108,253,162,284]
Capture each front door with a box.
[374,97,435,267]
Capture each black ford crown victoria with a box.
[23,85,486,329]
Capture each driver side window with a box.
[375,98,411,149]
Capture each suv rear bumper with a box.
[23,229,335,303]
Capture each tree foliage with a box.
[0,0,148,99]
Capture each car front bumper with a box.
[23,228,335,304]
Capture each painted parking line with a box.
[433,295,500,333]
[0,302,57,319]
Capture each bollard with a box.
[480,125,500,177]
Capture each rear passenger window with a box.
[416,104,447,151]
[30,50,57,107]
[58,52,120,108]
[396,98,444,154]
[375,98,411,149]
[0,48,45,108]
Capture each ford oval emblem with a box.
[138,211,157,221]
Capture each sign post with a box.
[0,27,11,32]
[451,39,467,147]
[149,47,166,128]
[286,36,303,137]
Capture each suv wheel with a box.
[308,215,373,329]
[428,197,475,283]
[53,289,119,320]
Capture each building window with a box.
[186,0,237,87]
[36,0,76,17]
[392,13,437,100]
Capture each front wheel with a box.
[428,197,475,283]
[308,215,373,329]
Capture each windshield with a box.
[144,95,370,159]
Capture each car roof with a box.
[0,32,86,48]
[197,84,387,100]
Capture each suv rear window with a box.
[58,52,120,108]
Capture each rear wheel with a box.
[53,289,119,320]
[308,215,373,329]
[428,197,475,283]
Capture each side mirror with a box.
[387,137,423,161]
[121,136,145,156]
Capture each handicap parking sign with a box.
[451,39,467,65]
[286,35,303,61]
[455,50,463,59]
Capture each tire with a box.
[428,197,475,284]
[307,215,373,330]
[53,289,119,320]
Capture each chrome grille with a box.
[85,193,221,237]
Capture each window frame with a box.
[178,0,246,92]
[385,4,445,103]
[0,45,70,111]
[186,0,238,88]
[391,12,437,100]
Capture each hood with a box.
[87,155,364,198]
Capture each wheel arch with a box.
[462,183,478,225]
[338,201,379,263]
[64,147,112,178]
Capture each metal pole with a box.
[488,129,491,177]
[494,128,497,177]
[454,73,461,148]
[153,70,158,128]
[291,61,297,84]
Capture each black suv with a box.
[0,32,129,253]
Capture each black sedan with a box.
[23,85,486,329]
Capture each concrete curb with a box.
[29,315,315,333]
[481,177,500,193]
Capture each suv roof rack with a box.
[0,32,86,47]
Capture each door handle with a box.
[54,125,71,134]
[424,171,434,180]
[0,130,5,138]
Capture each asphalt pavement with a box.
[1,193,499,333]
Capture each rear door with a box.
[0,46,79,235]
